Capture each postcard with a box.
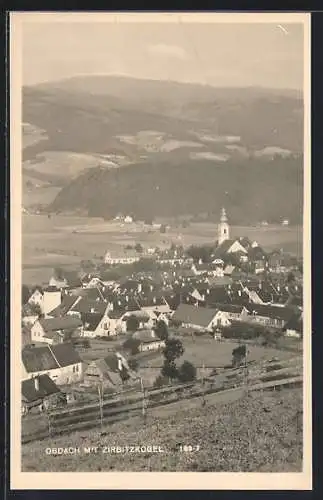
[10,11,311,490]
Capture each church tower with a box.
[218,207,230,245]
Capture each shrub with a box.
[178,361,197,382]
[153,374,169,388]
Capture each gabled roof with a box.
[81,312,104,331]
[88,352,136,384]
[132,329,158,343]
[172,304,218,328]
[71,298,108,315]
[213,239,236,258]
[22,343,82,373]
[237,236,252,249]
[215,303,246,314]
[246,304,296,322]
[50,343,82,367]
[48,295,79,317]
[22,374,60,403]
[38,317,83,332]
[248,246,267,260]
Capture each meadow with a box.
[22,214,302,285]
[21,386,302,472]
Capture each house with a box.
[104,251,140,265]
[132,329,166,352]
[42,286,62,316]
[245,304,296,329]
[21,374,65,415]
[136,295,172,317]
[47,295,81,318]
[172,304,228,332]
[68,298,109,318]
[191,262,224,277]
[22,343,84,385]
[84,352,136,387]
[49,269,83,290]
[215,303,249,322]
[27,287,44,311]
[31,317,83,345]
[268,251,284,272]
[80,312,112,338]
[213,239,248,260]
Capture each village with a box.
[21,208,303,441]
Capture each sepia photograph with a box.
[10,12,311,489]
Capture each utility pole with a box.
[98,381,104,433]
[244,345,249,395]
[45,406,52,438]
[140,377,147,424]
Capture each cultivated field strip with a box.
[22,362,302,444]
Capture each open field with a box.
[22,214,302,285]
[21,386,302,472]
[74,336,301,388]
[132,337,300,387]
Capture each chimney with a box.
[34,376,40,391]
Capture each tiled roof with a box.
[50,343,82,367]
[39,317,82,332]
[246,304,296,322]
[81,312,104,331]
[71,298,108,315]
[22,346,58,372]
[48,295,79,317]
[22,343,82,373]
[172,304,218,328]
[22,374,60,402]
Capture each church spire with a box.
[218,207,230,245]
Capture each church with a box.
[214,208,265,266]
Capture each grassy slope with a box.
[22,387,302,472]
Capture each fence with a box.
[22,362,302,445]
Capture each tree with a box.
[29,303,42,316]
[231,344,247,368]
[22,285,30,305]
[126,315,140,332]
[163,338,184,363]
[122,337,141,355]
[186,245,213,263]
[134,243,144,254]
[128,358,139,371]
[161,360,178,382]
[154,320,169,341]
[178,361,197,382]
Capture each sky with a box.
[21,19,305,89]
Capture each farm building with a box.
[21,374,65,415]
[132,329,166,352]
[22,343,84,385]
[84,352,137,387]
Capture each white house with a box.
[31,317,83,344]
[28,288,44,311]
[22,343,84,385]
[104,251,140,265]
[172,303,230,332]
